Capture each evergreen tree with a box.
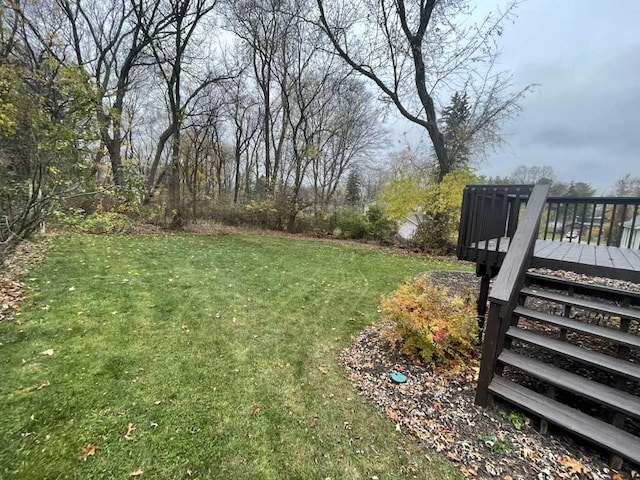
[441,92,471,170]
[345,169,362,209]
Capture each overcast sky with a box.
[390,0,640,193]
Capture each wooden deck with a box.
[472,238,640,283]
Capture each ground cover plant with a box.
[0,234,468,479]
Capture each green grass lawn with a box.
[0,234,468,479]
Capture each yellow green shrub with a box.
[380,277,478,369]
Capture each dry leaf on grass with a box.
[36,380,50,390]
[310,416,318,428]
[251,404,260,416]
[130,469,143,477]
[41,349,54,356]
[79,444,97,461]
[124,423,136,437]
[559,456,591,474]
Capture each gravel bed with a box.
[339,271,640,480]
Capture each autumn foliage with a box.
[380,277,477,369]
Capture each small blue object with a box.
[390,371,407,384]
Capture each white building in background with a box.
[621,214,640,249]
[397,213,425,241]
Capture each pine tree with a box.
[345,169,362,209]
[441,92,471,170]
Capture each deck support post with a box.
[539,419,549,436]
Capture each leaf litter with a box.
[1,235,52,322]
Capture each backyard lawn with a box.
[0,234,468,479]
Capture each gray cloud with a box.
[389,0,640,193]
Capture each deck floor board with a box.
[469,238,640,282]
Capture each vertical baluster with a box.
[587,203,597,245]
[597,204,607,245]
[468,188,479,260]
[543,201,551,240]
[561,202,569,240]
[552,202,560,241]
[607,203,618,246]
[627,204,639,248]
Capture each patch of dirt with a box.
[340,270,639,480]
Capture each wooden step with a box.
[526,271,640,305]
[498,350,640,420]
[520,287,640,321]
[506,327,640,382]
[513,306,640,349]
[488,376,640,464]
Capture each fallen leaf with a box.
[559,456,591,474]
[41,349,54,356]
[130,469,143,477]
[251,404,260,416]
[445,451,461,462]
[385,406,399,422]
[124,423,136,437]
[460,465,478,477]
[79,444,97,461]
[36,380,50,390]
[310,416,318,427]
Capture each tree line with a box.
[2,0,590,255]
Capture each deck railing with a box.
[457,187,640,269]
[456,185,534,271]
[542,196,640,248]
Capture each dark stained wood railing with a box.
[456,185,534,272]
[542,196,640,248]
[458,189,640,262]
[474,184,550,406]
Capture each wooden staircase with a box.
[463,184,640,468]
[486,271,640,466]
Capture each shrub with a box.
[80,212,132,234]
[333,208,371,239]
[367,205,397,241]
[380,276,477,369]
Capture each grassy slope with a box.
[0,234,467,479]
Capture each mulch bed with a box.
[339,271,640,480]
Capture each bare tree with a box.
[315,0,530,181]
[135,0,232,227]
[54,0,175,185]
